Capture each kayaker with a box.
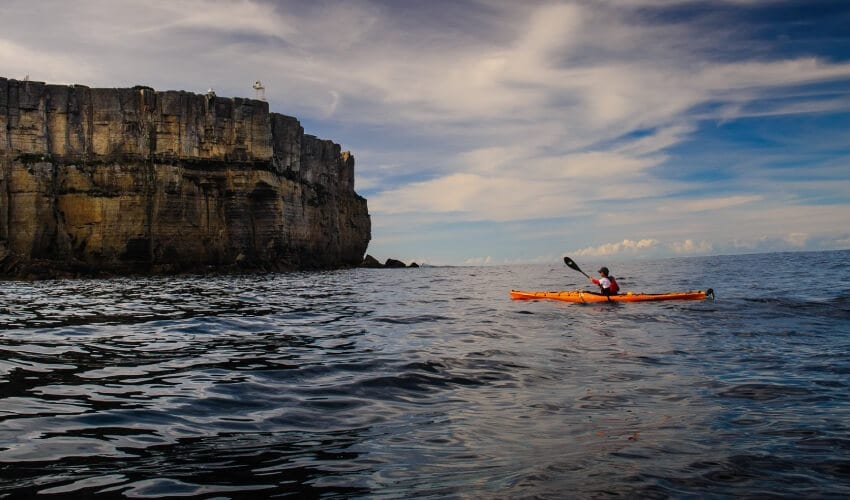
[590,267,619,296]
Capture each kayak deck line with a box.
[510,289,714,303]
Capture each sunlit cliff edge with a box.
[0,77,371,278]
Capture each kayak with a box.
[510,289,713,303]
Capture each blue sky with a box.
[3,0,849,265]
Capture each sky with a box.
[2,0,849,266]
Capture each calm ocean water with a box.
[1,250,849,498]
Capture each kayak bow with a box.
[510,289,713,303]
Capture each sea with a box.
[1,249,849,498]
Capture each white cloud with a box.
[670,239,714,254]
[353,175,381,192]
[573,239,660,257]
[783,232,809,247]
[369,144,682,222]
[369,173,577,222]
[554,152,658,180]
[460,146,528,175]
[85,0,296,41]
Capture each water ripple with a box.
[1,250,849,497]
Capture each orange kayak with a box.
[510,289,713,303]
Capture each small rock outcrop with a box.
[0,78,371,278]
[359,255,419,268]
[360,254,383,268]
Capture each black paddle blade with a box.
[563,256,590,277]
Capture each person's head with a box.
[598,267,609,277]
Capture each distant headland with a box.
[0,77,371,279]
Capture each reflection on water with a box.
[1,251,849,497]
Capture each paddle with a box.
[563,256,590,279]
[564,256,612,301]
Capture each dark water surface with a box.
[1,250,849,498]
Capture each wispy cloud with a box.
[656,196,763,214]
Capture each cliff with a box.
[0,78,371,277]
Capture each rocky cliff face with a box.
[0,78,370,277]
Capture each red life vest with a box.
[608,276,620,294]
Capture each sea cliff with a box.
[0,78,371,278]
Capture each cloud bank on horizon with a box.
[2,0,849,265]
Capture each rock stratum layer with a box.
[0,78,370,277]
